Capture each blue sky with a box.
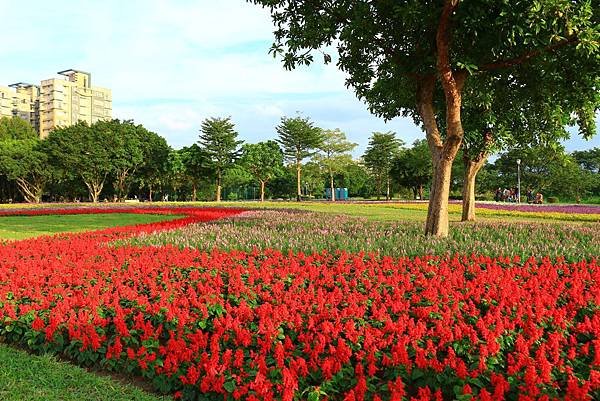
[0,0,597,156]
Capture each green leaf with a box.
[223,380,236,393]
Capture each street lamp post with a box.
[517,159,521,203]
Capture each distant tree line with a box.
[0,116,598,206]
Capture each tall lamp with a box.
[517,159,521,203]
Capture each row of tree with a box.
[0,117,171,203]
[1,115,597,218]
[0,115,358,205]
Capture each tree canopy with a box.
[45,122,114,203]
[240,141,284,201]
[487,143,595,202]
[0,118,47,203]
[392,139,432,201]
[0,117,37,141]
[573,148,600,174]
[276,115,323,201]
[0,139,49,203]
[180,144,211,201]
[315,129,357,201]
[363,132,403,200]
[136,128,171,201]
[92,120,146,201]
[198,117,243,202]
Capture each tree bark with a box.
[386,176,391,201]
[84,179,104,203]
[296,159,302,202]
[116,170,127,202]
[260,180,266,202]
[418,0,466,237]
[461,154,488,222]
[330,170,335,201]
[90,187,100,203]
[192,183,197,202]
[216,171,222,202]
[418,75,464,237]
[16,177,43,203]
[425,157,455,236]
[418,184,424,200]
[148,187,153,202]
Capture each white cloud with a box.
[252,104,285,118]
[0,0,596,154]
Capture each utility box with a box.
[326,188,348,200]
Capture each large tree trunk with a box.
[84,178,105,203]
[425,157,455,236]
[115,168,135,202]
[461,155,487,222]
[418,1,466,237]
[116,171,125,202]
[296,160,302,202]
[92,188,100,203]
[260,180,266,202]
[117,175,125,202]
[192,182,197,202]
[418,74,464,237]
[87,184,102,203]
[16,177,44,203]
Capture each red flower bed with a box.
[0,205,234,218]
[0,207,599,400]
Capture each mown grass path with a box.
[0,213,181,240]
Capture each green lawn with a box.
[0,345,170,401]
[252,201,430,221]
[0,212,176,400]
[0,213,180,240]
[154,200,598,223]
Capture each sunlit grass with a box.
[0,213,179,240]
[0,344,170,401]
[152,201,599,223]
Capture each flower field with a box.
[1,206,599,400]
[129,210,600,262]
[356,202,600,223]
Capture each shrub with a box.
[475,192,494,201]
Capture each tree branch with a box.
[417,75,443,155]
[480,35,579,71]
[436,0,461,94]
[436,0,466,158]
